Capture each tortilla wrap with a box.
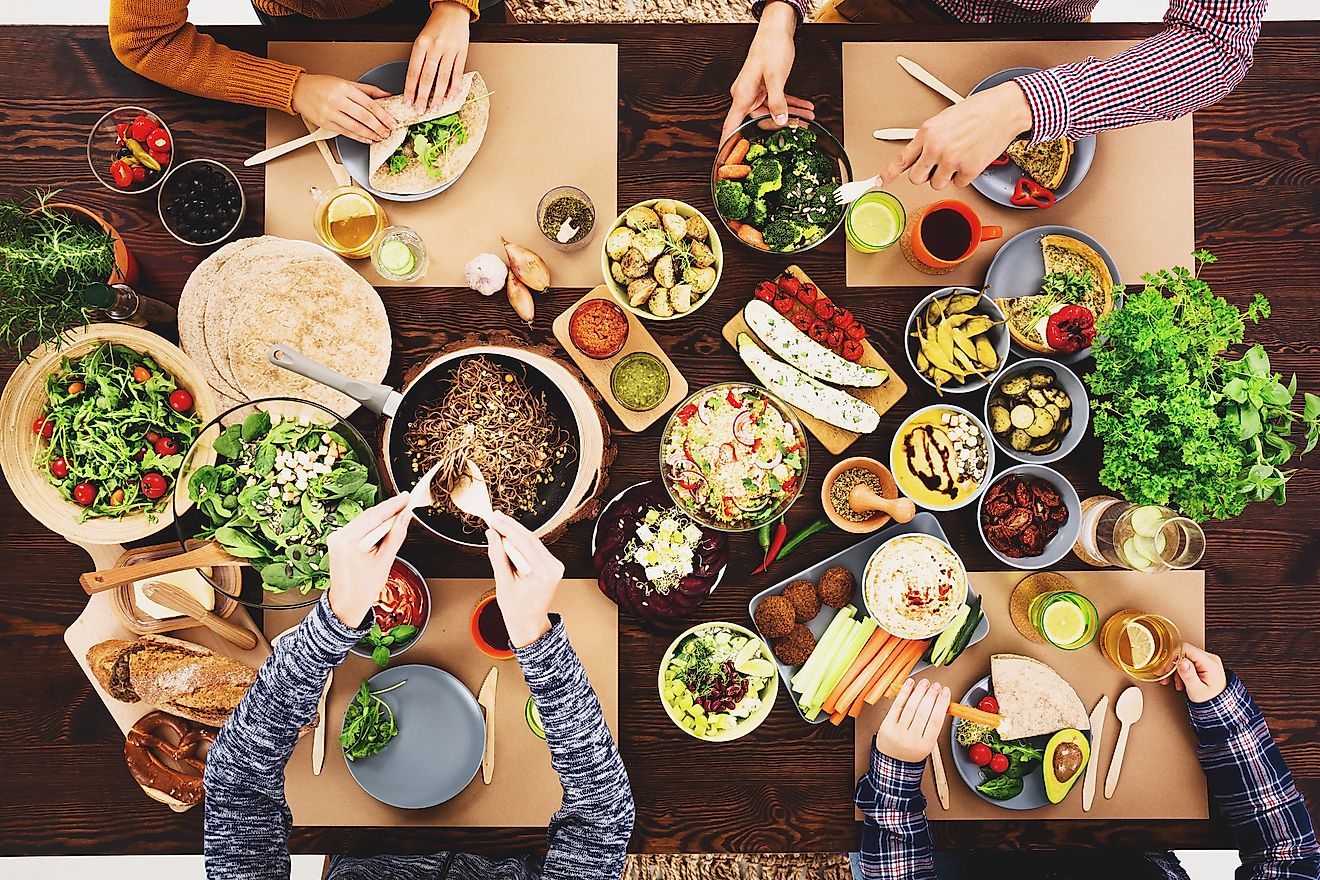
[991,653,1090,741]
[368,71,489,195]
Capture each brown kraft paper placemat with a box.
[853,569,1208,820]
[842,42,1195,288]
[264,42,618,288]
[265,578,618,827]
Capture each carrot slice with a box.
[831,634,902,715]
[949,702,1003,728]
[847,691,867,718]
[822,630,893,715]
[865,640,928,705]
[880,642,930,701]
[854,638,912,706]
[828,708,847,726]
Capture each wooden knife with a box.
[929,742,950,810]
[477,666,497,784]
[1082,694,1108,811]
[312,671,333,775]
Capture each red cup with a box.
[470,590,515,660]
[902,199,1002,274]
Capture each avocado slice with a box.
[1043,728,1090,803]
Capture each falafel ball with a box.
[818,566,856,609]
[753,594,797,639]
[773,625,816,666]
[782,579,822,622]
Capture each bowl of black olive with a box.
[157,159,245,247]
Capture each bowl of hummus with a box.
[889,405,993,511]
[863,533,968,639]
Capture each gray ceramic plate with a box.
[983,224,1123,364]
[969,67,1096,210]
[337,61,461,203]
[950,674,1091,811]
[748,512,991,724]
[343,663,485,809]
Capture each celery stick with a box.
[790,605,856,693]
[810,617,877,711]
[798,619,856,716]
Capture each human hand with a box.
[882,82,1033,190]
[1160,642,1228,704]
[485,511,565,649]
[291,74,395,143]
[404,1,470,113]
[875,678,951,763]
[325,493,412,628]
[721,1,815,143]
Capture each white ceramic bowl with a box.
[658,622,778,743]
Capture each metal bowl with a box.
[711,115,853,255]
[904,287,1010,395]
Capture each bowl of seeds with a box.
[821,456,915,534]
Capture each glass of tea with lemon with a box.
[1101,610,1183,681]
[845,191,904,253]
[313,185,386,259]
[1029,590,1099,650]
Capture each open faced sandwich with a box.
[999,235,1115,356]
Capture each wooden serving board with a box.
[552,286,689,433]
[720,266,908,455]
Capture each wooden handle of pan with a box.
[80,541,241,595]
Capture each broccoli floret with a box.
[715,178,751,221]
[745,142,768,162]
[748,199,768,227]
[750,158,783,200]
[762,216,805,251]
[766,126,818,154]
[793,150,837,183]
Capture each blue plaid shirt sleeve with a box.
[854,737,936,880]
[1188,673,1320,880]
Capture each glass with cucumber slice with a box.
[371,226,428,282]
[1083,497,1206,572]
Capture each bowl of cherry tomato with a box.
[87,106,174,194]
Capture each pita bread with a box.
[179,236,272,406]
[368,71,489,195]
[991,653,1090,740]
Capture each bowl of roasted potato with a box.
[984,359,1089,464]
[600,199,723,321]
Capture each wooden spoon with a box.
[80,541,243,595]
[141,580,257,650]
[451,461,531,575]
[1103,686,1144,799]
[848,485,917,524]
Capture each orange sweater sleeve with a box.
[109,0,305,114]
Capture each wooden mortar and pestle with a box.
[822,456,916,534]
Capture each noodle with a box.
[403,356,574,531]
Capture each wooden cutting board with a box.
[721,266,908,455]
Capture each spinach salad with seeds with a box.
[188,411,379,594]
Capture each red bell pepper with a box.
[1010,177,1055,209]
[990,152,1011,166]
[1044,305,1097,353]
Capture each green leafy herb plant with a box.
[360,621,419,667]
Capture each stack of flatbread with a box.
[991,653,1090,740]
[368,71,490,196]
[177,235,391,418]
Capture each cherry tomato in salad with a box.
[49,457,68,479]
[132,365,152,383]
[968,743,993,767]
[110,488,126,506]
[110,159,134,189]
[33,416,53,439]
[73,482,97,506]
[146,128,171,153]
[67,381,84,395]
[153,436,180,456]
[988,753,1010,774]
[168,389,193,413]
[977,695,999,714]
[130,114,155,142]
[140,472,169,499]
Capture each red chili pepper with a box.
[754,280,777,303]
[676,403,697,425]
[131,165,147,183]
[751,519,789,575]
[990,152,1011,166]
[1010,177,1055,208]
[148,148,170,168]
[1044,304,1097,353]
[130,114,154,142]
[109,159,134,189]
[726,388,742,408]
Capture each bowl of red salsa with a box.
[350,557,430,663]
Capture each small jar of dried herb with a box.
[828,466,887,523]
[536,185,596,252]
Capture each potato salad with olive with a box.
[606,200,719,318]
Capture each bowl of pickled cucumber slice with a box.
[905,287,1010,395]
[984,359,1090,465]
[658,622,778,742]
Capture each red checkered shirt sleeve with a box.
[1187,673,1320,880]
[752,0,813,22]
[1013,0,1265,143]
[854,740,937,880]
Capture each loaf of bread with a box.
[87,634,256,727]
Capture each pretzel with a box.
[124,710,215,808]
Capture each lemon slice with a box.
[1124,621,1157,669]
[1042,600,1087,646]
[328,192,375,225]
[737,658,775,678]
[848,198,901,247]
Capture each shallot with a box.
[501,237,551,292]
[506,273,535,323]
[464,253,507,296]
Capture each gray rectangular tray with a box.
[748,512,991,724]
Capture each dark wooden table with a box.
[1,20,1317,859]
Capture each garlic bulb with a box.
[464,253,508,296]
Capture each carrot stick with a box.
[736,224,768,249]
[865,640,927,705]
[717,164,752,180]
[831,634,902,715]
[949,702,1003,728]
[880,643,929,701]
[728,137,751,165]
[854,637,911,706]
[828,708,847,726]
[822,630,893,715]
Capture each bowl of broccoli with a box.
[711,116,853,254]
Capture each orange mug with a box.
[901,199,1002,275]
[470,590,515,660]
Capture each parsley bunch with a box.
[1088,251,1319,522]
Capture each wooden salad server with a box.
[848,484,917,524]
[872,128,919,140]
[449,461,531,575]
[80,541,244,596]
[244,126,336,167]
[141,581,257,650]
[477,666,498,784]
[929,742,950,810]
[1082,694,1109,811]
